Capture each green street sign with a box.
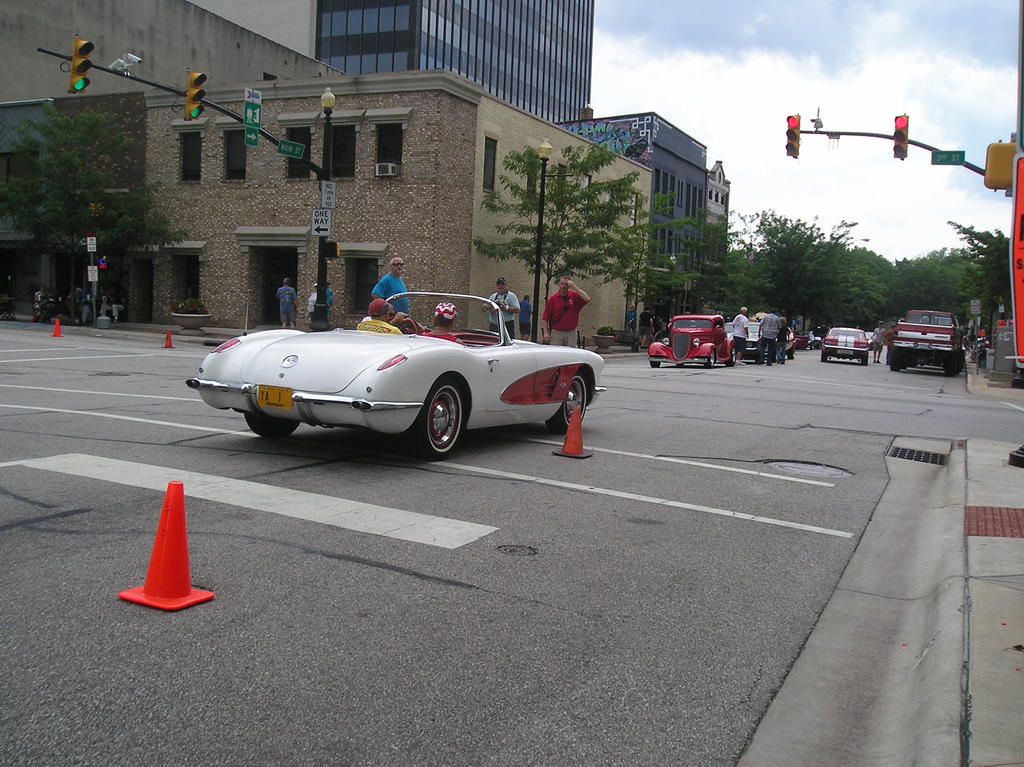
[277,140,305,159]
[244,126,259,148]
[931,150,965,165]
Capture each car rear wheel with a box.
[704,349,716,368]
[860,355,868,366]
[724,351,735,367]
[546,373,587,434]
[244,411,300,439]
[409,376,464,459]
[889,348,902,372]
[820,351,828,362]
[649,359,661,368]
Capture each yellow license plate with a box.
[257,385,293,409]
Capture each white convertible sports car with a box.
[186,292,605,459]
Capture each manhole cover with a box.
[496,545,538,556]
[765,461,852,478]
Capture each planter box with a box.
[592,335,615,350]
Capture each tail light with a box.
[377,354,407,371]
[211,338,242,353]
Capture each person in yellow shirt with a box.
[357,298,408,334]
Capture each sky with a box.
[590,1,1019,262]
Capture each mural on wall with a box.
[558,116,655,167]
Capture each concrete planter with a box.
[170,312,212,331]
[592,335,615,350]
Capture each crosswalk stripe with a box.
[7,453,498,549]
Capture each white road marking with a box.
[0,397,850,538]
[0,347,77,352]
[0,383,196,401]
[0,403,249,435]
[444,461,854,539]
[0,353,162,363]
[1002,401,1024,412]
[4,453,498,549]
[523,438,835,487]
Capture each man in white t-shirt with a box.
[731,306,750,363]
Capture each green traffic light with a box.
[71,77,88,91]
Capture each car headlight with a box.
[661,337,669,345]
[692,338,700,347]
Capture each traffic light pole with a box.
[36,46,327,178]
[804,128,984,175]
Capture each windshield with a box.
[673,318,712,329]
[905,311,953,327]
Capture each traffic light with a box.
[984,141,1015,190]
[893,114,909,160]
[185,70,207,120]
[786,115,801,159]
[68,36,94,93]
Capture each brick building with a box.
[144,69,649,336]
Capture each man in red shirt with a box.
[542,276,591,346]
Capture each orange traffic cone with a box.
[51,318,62,337]
[163,329,173,348]
[552,406,592,459]
[119,481,215,611]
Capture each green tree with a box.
[474,143,640,302]
[949,221,1009,324]
[597,192,689,349]
[887,249,968,320]
[0,105,181,295]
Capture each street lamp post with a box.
[310,87,335,332]
[531,139,552,342]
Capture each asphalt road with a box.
[2,325,1022,766]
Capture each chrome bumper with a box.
[185,378,423,413]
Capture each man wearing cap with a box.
[276,277,298,329]
[307,282,333,321]
[371,257,409,314]
[426,302,460,342]
[357,298,405,334]
[731,306,750,364]
[487,277,520,339]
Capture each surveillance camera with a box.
[125,53,142,65]
[109,58,128,71]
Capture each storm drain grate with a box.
[965,506,1024,538]
[888,447,947,465]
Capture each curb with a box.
[739,438,966,766]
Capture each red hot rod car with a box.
[648,314,735,369]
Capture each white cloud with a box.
[591,16,1016,261]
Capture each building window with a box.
[181,132,202,181]
[224,130,246,180]
[376,123,403,165]
[483,137,497,191]
[286,127,312,179]
[330,124,357,178]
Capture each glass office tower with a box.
[316,0,594,123]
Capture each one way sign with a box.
[311,208,332,236]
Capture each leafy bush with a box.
[170,297,208,314]
[596,325,616,336]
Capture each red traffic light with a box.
[787,115,800,129]
[893,114,909,160]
